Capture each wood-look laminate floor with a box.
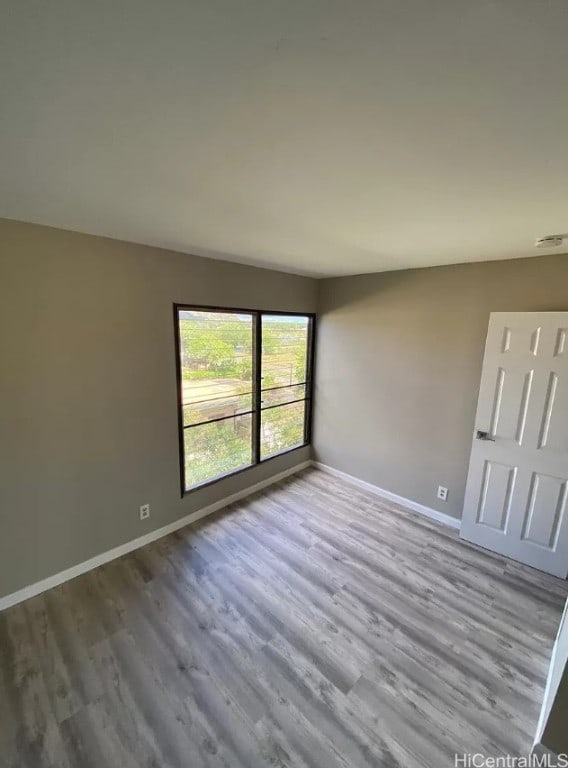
[1,468,567,768]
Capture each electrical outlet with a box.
[437,486,448,502]
[139,504,150,520]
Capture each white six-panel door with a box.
[460,312,568,578]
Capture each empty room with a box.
[1,2,568,766]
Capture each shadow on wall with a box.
[318,254,568,314]
[540,599,568,755]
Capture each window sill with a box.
[182,442,310,497]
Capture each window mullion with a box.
[252,312,262,464]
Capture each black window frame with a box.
[173,304,316,497]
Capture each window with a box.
[175,306,314,493]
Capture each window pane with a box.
[261,401,306,460]
[184,415,252,489]
[183,386,252,427]
[261,315,309,390]
[179,309,253,425]
[178,310,254,489]
[261,383,305,409]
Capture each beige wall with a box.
[314,254,568,519]
[0,219,317,598]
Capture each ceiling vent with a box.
[535,234,567,248]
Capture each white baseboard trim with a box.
[311,461,461,530]
[0,460,311,612]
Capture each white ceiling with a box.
[2,1,568,277]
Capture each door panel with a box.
[488,367,534,443]
[521,473,567,549]
[476,461,516,531]
[460,313,568,577]
[538,371,568,453]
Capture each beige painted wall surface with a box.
[314,255,568,519]
[0,219,317,597]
